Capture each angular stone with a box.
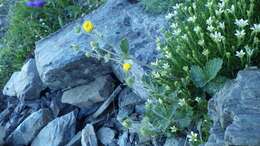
[31,111,76,146]
[97,127,116,145]
[3,59,44,100]
[81,124,98,146]
[65,131,82,146]
[3,72,19,97]
[206,69,260,146]
[118,87,145,108]
[62,75,114,108]
[35,0,167,98]
[6,109,53,145]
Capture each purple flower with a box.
[25,0,46,8]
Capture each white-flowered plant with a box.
[142,0,260,145]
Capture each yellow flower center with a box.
[123,63,132,72]
[82,20,94,33]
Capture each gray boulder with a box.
[81,124,98,146]
[35,0,166,98]
[31,111,76,146]
[97,127,116,145]
[6,109,53,145]
[3,59,44,100]
[206,69,260,146]
[62,75,114,108]
[3,72,19,97]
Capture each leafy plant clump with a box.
[0,0,104,88]
[141,0,260,145]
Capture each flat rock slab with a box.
[206,69,260,146]
[31,111,76,146]
[62,75,114,108]
[3,59,44,100]
[6,109,53,145]
[35,0,167,98]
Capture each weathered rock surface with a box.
[65,131,82,146]
[163,137,186,146]
[206,69,260,146]
[6,109,53,145]
[32,111,76,146]
[3,59,44,100]
[0,125,5,146]
[97,127,116,145]
[81,124,98,146]
[62,75,114,108]
[35,0,166,98]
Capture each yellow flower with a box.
[82,20,94,33]
[123,63,132,72]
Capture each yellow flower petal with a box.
[123,63,132,72]
[82,20,94,33]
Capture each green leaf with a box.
[203,76,228,95]
[191,58,223,88]
[120,38,129,58]
[204,58,223,83]
[191,65,207,88]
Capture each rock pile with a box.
[0,0,166,145]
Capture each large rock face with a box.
[6,109,53,145]
[206,69,260,146]
[34,0,166,98]
[31,111,76,146]
[3,59,44,100]
[62,75,114,108]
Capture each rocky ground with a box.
[1,0,260,146]
[0,0,166,145]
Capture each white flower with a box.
[210,31,224,42]
[187,16,197,23]
[181,34,188,41]
[245,45,254,56]
[171,23,178,29]
[206,17,213,25]
[195,97,201,102]
[227,5,235,14]
[187,131,198,142]
[202,49,209,56]
[219,22,225,29]
[235,30,246,38]
[165,13,174,20]
[236,50,246,58]
[207,25,215,32]
[162,63,170,69]
[170,125,178,133]
[158,98,163,104]
[198,39,205,46]
[194,26,201,33]
[205,1,213,8]
[173,29,181,36]
[235,19,249,28]
[251,24,260,33]
[173,3,182,10]
[215,9,224,16]
[178,98,186,107]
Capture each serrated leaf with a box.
[191,65,207,88]
[203,76,228,95]
[120,38,129,58]
[204,58,223,83]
